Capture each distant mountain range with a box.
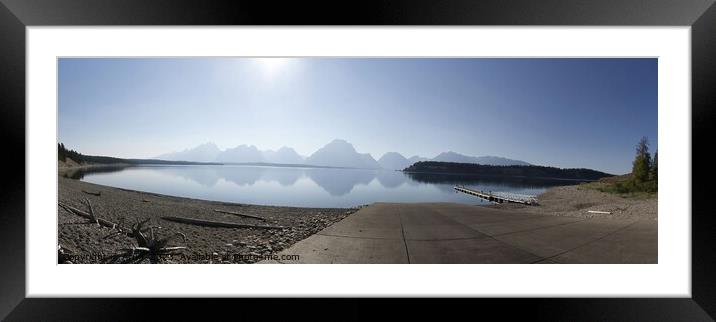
[155,139,531,170]
[157,142,223,163]
[377,152,410,170]
[157,143,306,164]
[432,152,531,167]
[304,139,381,169]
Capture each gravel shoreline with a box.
[58,176,357,264]
[58,175,656,263]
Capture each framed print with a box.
[1,0,715,320]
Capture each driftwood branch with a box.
[58,202,120,231]
[161,216,283,229]
[82,190,101,196]
[83,197,98,226]
[213,209,265,221]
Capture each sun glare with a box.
[255,58,290,79]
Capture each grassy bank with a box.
[579,174,657,199]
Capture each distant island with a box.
[403,161,612,181]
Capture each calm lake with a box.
[72,165,580,208]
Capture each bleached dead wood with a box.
[82,190,101,196]
[58,202,120,230]
[213,209,265,221]
[587,210,611,214]
[161,216,283,229]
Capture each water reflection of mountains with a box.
[69,165,575,197]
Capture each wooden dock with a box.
[454,185,538,205]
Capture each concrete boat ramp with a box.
[261,202,657,264]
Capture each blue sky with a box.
[58,58,657,174]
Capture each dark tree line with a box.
[58,143,222,166]
[403,162,612,181]
[58,143,136,164]
[58,143,85,163]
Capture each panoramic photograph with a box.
[57,58,657,264]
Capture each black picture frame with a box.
[1,0,714,320]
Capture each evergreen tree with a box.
[631,137,651,183]
[58,143,66,162]
[58,143,84,163]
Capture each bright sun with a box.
[255,58,290,78]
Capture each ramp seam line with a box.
[398,210,411,264]
[528,219,642,264]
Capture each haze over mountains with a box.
[157,143,306,164]
[304,139,381,169]
[158,142,222,163]
[432,152,531,167]
[155,139,531,170]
